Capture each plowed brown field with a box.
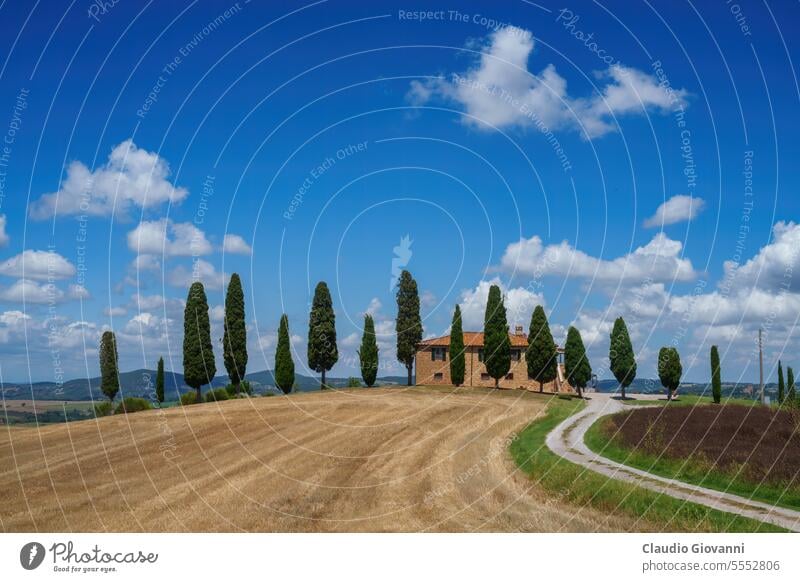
[0,386,636,532]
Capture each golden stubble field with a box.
[0,386,635,532]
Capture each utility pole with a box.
[759,328,765,405]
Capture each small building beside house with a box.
[415,325,574,393]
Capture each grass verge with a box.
[584,412,800,512]
[619,394,760,407]
[509,397,784,532]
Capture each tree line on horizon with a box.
[96,271,799,407]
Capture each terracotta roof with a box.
[418,331,530,348]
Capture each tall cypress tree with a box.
[527,305,557,393]
[787,366,796,407]
[483,284,511,389]
[564,326,591,398]
[395,270,422,386]
[658,347,682,401]
[308,281,338,388]
[99,331,119,402]
[275,314,295,394]
[710,345,721,404]
[183,281,216,403]
[778,361,785,405]
[449,305,465,387]
[156,356,165,404]
[609,317,636,400]
[223,273,248,396]
[358,314,379,387]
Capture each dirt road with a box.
[546,393,800,532]
[0,387,634,532]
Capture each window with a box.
[431,347,446,361]
[511,349,521,362]
[481,373,491,381]
[433,372,443,381]
[478,349,485,362]
[506,373,514,380]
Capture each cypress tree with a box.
[395,270,422,386]
[156,356,165,404]
[564,326,591,398]
[358,314,379,387]
[657,347,682,401]
[788,366,796,407]
[483,284,511,389]
[449,305,465,387]
[609,317,636,400]
[99,331,119,402]
[275,314,295,394]
[778,361,785,405]
[183,281,216,402]
[223,273,248,396]
[710,345,721,404]
[308,281,338,388]
[527,305,557,393]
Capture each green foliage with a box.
[609,317,636,399]
[183,282,216,402]
[483,284,511,388]
[225,380,252,397]
[99,331,119,402]
[205,388,230,402]
[223,273,248,394]
[395,270,422,386]
[347,377,362,388]
[94,401,113,417]
[710,345,721,404]
[275,314,295,394]
[358,314,379,387]
[564,326,591,398]
[156,356,165,404]
[778,361,785,404]
[449,305,465,387]
[180,391,198,406]
[657,347,683,399]
[308,281,338,387]
[526,305,557,392]
[788,367,797,407]
[115,397,152,414]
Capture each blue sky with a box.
[0,0,798,384]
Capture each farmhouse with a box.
[415,325,574,393]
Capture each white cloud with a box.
[364,297,382,316]
[127,219,212,257]
[723,221,800,293]
[210,304,225,322]
[166,259,227,290]
[458,277,544,330]
[644,194,706,228]
[131,254,161,272]
[29,139,188,220]
[67,284,90,300]
[0,249,76,281]
[0,279,64,304]
[409,26,687,139]
[0,310,30,343]
[104,306,127,317]
[0,215,8,247]
[499,232,697,284]
[222,234,252,255]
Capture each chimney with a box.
[515,325,524,336]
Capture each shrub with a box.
[180,391,198,405]
[205,388,230,402]
[115,397,152,415]
[225,380,252,397]
[94,401,113,417]
[347,377,361,388]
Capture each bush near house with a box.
[180,392,198,406]
[206,388,230,402]
[225,380,252,397]
[115,397,152,415]
[94,401,114,417]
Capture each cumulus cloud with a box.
[499,232,697,284]
[166,259,227,290]
[458,277,544,330]
[104,306,127,317]
[0,250,76,281]
[723,221,800,293]
[222,234,252,255]
[127,219,212,257]
[0,215,8,247]
[0,279,64,304]
[644,194,706,228]
[0,310,30,343]
[408,26,687,139]
[29,139,188,220]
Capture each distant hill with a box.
[594,378,776,401]
[0,369,412,401]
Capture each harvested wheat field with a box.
[0,386,635,532]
